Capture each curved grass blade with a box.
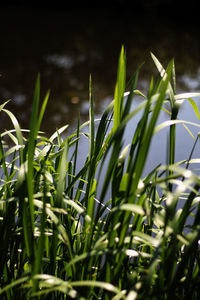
[2,108,24,163]
[154,119,200,135]
[187,97,200,120]
[151,52,175,108]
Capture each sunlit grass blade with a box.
[172,58,176,93]
[1,49,200,299]
[174,92,200,100]
[118,60,173,250]
[89,74,95,159]
[2,109,24,163]
[0,136,9,181]
[72,114,80,178]
[113,45,126,131]
[25,75,41,270]
[98,98,148,204]
[49,124,69,142]
[187,97,200,120]
[151,52,175,108]
[0,100,10,111]
[56,140,68,208]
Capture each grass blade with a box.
[113,45,126,131]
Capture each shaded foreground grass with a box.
[1,47,200,299]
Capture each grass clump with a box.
[1,47,200,299]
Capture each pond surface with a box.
[0,7,200,131]
[0,6,200,178]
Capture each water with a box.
[0,7,200,131]
[0,6,200,180]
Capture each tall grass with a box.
[1,47,200,299]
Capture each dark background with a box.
[1,0,200,134]
[1,1,200,28]
[1,1,200,14]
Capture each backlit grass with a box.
[1,47,200,299]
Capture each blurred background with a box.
[0,0,200,135]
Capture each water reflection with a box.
[180,71,200,90]
[46,53,87,70]
[0,7,200,135]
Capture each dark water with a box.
[0,7,200,134]
[0,6,200,180]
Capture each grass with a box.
[1,47,200,299]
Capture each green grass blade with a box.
[49,124,69,142]
[172,58,176,93]
[113,45,126,131]
[89,74,95,159]
[1,49,200,299]
[94,100,113,158]
[118,60,173,248]
[0,100,10,112]
[122,63,143,119]
[73,114,80,176]
[37,89,50,131]
[0,136,9,180]
[151,52,175,108]
[56,140,68,208]
[32,173,48,291]
[187,98,200,120]
[24,75,41,267]
[174,92,200,100]
[0,276,29,296]
[27,74,41,227]
[2,109,24,163]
